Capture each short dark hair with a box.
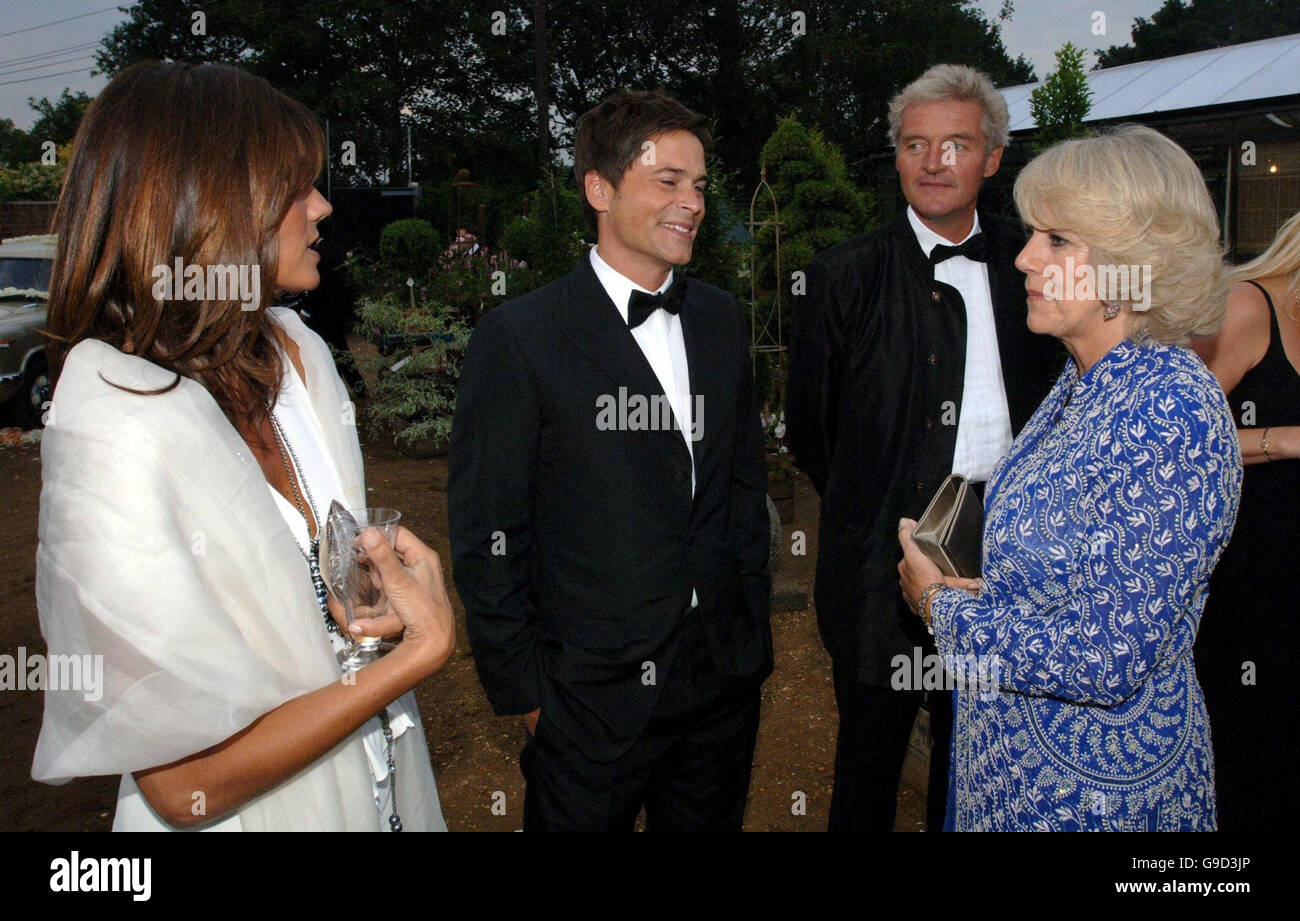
[573,90,711,234]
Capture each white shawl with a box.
[32,308,439,831]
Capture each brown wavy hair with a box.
[46,60,325,432]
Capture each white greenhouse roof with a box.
[1001,32,1300,132]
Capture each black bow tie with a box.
[627,279,687,329]
[930,233,988,265]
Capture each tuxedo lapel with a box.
[895,214,939,297]
[560,258,693,464]
[982,214,1029,392]
[678,282,723,486]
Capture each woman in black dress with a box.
[1195,210,1300,831]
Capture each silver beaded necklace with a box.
[266,403,403,832]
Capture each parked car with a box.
[0,234,54,429]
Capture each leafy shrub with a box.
[355,293,470,452]
[501,172,586,292]
[378,218,440,283]
[0,158,67,203]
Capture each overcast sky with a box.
[972,0,1168,82]
[0,0,1170,129]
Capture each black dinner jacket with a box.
[786,210,1064,687]
[449,255,772,763]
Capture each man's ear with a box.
[584,170,613,217]
[983,145,1004,178]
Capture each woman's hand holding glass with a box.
[339,526,455,676]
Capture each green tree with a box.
[1098,0,1300,68]
[538,1,1033,188]
[27,90,94,148]
[757,117,872,287]
[96,0,532,186]
[539,0,794,188]
[92,0,1037,258]
[751,117,872,405]
[0,92,94,167]
[0,119,32,167]
[1030,43,1093,152]
[500,171,585,289]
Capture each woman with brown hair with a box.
[1193,210,1300,832]
[30,61,455,831]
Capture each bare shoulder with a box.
[1192,281,1270,394]
[1224,280,1272,336]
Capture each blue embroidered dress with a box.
[930,339,1241,831]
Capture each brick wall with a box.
[0,201,56,239]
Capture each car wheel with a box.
[12,352,49,429]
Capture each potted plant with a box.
[355,294,470,458]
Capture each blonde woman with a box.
[1193,210,1300,832]
[898,125,1241,830]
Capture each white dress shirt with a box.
[589,245,698,608]
[906,206,1013,482]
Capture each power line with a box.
[0,41,100,69]
[0,65,96,87]
[0,5,121,40]
[0,55,96,78]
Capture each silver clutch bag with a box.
[912,474,983,579]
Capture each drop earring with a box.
[1103,301,1120,321]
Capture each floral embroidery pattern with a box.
[931,340,1242,831]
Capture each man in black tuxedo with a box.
[786,64,1061,831]
[449,91,771,831]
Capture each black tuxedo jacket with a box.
[786,211,1064,687]
[449,256,772,762]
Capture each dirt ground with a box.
[0,413,928,832]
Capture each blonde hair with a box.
[1228,208,1300,307]
[1013,124,1228,345]
[888,64,1010,152]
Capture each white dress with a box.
[33,307,447,831]
[264,338,434,829]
